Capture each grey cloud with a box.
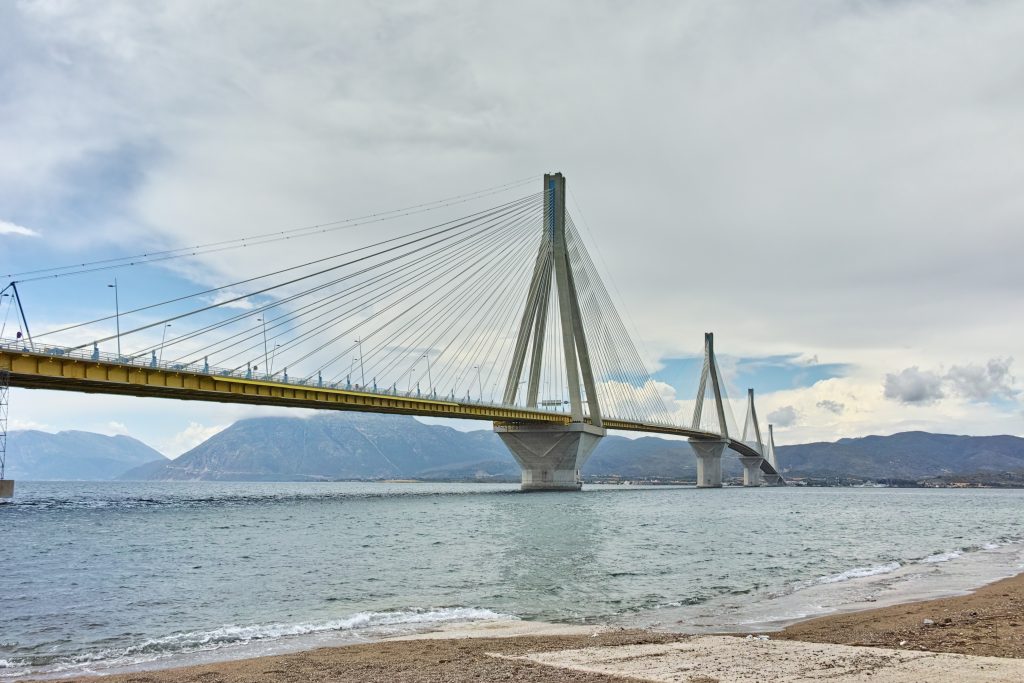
[816,399,844,414]
[946,358,1016,402]
[767,405,798,427]
[884,367,944,405]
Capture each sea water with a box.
[1,482,1022,679]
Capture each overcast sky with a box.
[1,0,1021,455]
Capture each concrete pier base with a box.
[740,456,763,487]
[495,422,606,491]
[691,440,727,488]
[0,479,14,500]
[762,472,783,486]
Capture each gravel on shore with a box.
[776,571,1024,658]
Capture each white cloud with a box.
[767,405,798,427]
[946,358,1016,402]
[884,367,945,405]
[161,421,228,458]
[0,219,40,237]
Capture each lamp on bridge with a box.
[107,279,121,360]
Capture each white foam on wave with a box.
[983,542,1001,550]
[920,551,961,564]
[817,561,901,584]
[33,607,510,676]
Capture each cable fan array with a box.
[18,187,676,425]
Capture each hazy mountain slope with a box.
[114,411,1024,483]
[776,432,1024,479]
[120,412,515,481]
[5,430,168,480]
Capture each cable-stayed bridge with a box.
[0,173,784,492]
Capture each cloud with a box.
[767,405,798,427]
[816,399,845,414]
[946,358,1016,402]
[162,421,227,458]
[103,421,130,435]
[0,219,40,237]
[884,367,945,405]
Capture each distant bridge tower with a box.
[689,332,730,488]
[739,388,765,486]
[762,423,784,485]
[494,173,605,491]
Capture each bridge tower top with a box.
[741,387,765,455]
[502,173,602,426]
[691,332,730,439]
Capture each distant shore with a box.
[44,571,1024,682]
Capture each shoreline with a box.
[29,569,1023,682]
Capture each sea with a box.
[1,482,1022,679]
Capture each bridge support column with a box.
[740,456,763,487]
[0,479,12,500]
[691,439,726,488]
[495,423,605,491]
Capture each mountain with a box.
[121,411,1024,484]
[776,431,1024,480]
[5,430,168,480]
[120,412,518,481]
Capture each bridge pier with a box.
[0,479,12,500]
[495,423,605,491]
[740,456,763,487]
[691,439,727,488]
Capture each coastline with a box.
[35,570,1024,682]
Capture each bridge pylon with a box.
[494,173,605,491]
[739,388,764,486]
[689,332,730,488]
[761,424,784,486]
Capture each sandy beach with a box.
[41,572,1024,682]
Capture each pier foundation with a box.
[495,423,605,491]
[0,479,13,500]
[692,439,727,488]
[740,456,763,487]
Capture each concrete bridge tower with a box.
[739,388,765,487]
[689,332,730,488]
[494,173,605,490]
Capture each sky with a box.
[1,0,1022,456]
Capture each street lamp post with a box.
[158,323,172,364]
[107,279,121,359]
[422,353,433,397]
[257,317,269,375]
[355,338,365,388]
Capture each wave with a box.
[13,607,510,677]
[817,562,902,584]
[919,551,961,564]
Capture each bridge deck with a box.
[0,346,781,473]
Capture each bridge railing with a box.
[0,337,590,415]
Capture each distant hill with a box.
[117,412,1024,484]
[10,413,1023,484]
[5,430,168,480]
[120,413,517,481]
[777,431,1024,480]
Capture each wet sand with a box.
[44,572,1024,682]
[776,570,1024,658]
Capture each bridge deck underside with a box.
[1,349,782,477]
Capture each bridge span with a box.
[0,173,784,494]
